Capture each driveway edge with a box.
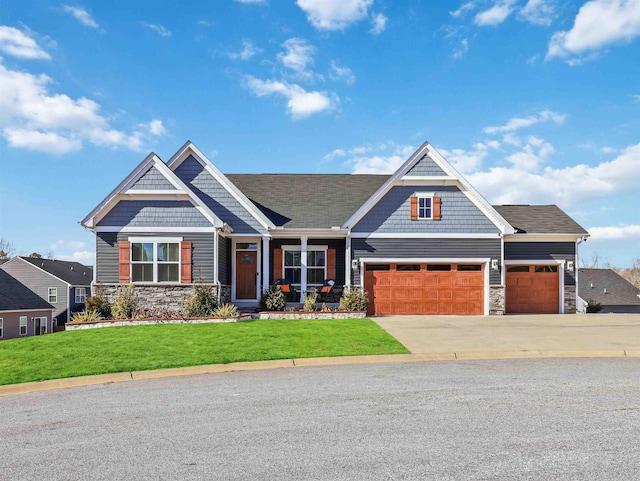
[1,350,638,397]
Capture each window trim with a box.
[48,287,58,304]
[75,287,87,304]
[282,246,328,288]
[415,192,434,220]
[19,316,27,336]
[0,318,3,339]
[32,317,47,335]
[128,237,182,284]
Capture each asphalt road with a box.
[1,359,639,480]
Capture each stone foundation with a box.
[489,286,505,315]
[257,311,367,319]
[93,283,217,312]
[564,285,576,314]
[66,314,253,330]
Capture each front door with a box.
[236,251,257,299]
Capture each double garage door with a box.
[364,263,484,316]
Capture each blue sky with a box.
[0,0,639,267]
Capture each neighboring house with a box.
[577,268,640,313]
[0,257,93,325]
[81,141,588,316]
[0,270,54,340]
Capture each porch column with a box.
[300,236,308,294]
[345,233,351,288]
[262,235,270,294]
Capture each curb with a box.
[1,350,638,397]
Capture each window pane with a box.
[308,250,326,267]
[507,266,529,272]
[457,264,482,271]
[158,264,179,282]
[158,243,179,262]
[237,243,257,250]
[284,250,301,267]
[365,264,390,271]
[427,264,451,271]
[132,243,154,261]
[307,268,325,285]
[535,265,558,273]
[396,264,421,271]
[132,263,153,282]
[284,267,301,284]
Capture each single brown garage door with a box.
[364,263,484,316]
[506,265,559,314]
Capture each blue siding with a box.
[353,185,499,234]
[97,200,211,228]
[504,242,576,286]
[175,155,266,234]
[129,166,177,190]
[404,154,447,176]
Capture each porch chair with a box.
[317,279,341,303]
[276,278,296,302]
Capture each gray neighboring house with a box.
[0,257,93,325]
[0,270,54,340]
[577,268,640,313]
[81,141,589,316]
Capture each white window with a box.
[48,287,58,303]
[19,316,27,336]
[130,240,180,283]
[283,247,327,287]
[75,288,87,304]
[0,318,3,338]
[418,196,432,219]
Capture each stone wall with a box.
[489,286,505,315]
[66,315,253,330]
[257,311,367,319]
[94,283,218,313]
[564,285,576,314]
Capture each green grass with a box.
[0,319,409,385]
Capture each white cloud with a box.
[474,0,517,26]
[143,23,172,37]
[329,61,356,84]
[588,225,640,240]
[57,250,95,262]
[50,240,86,251]
[601,146,617,154]
[244,76,337,119]
[0,60,161,154]
[370,13,387,34]
[518,0,556,26]
[62,5,99,29]
[343,143,415,174]
[547,0,640,63]
[439,145,489,174]
[0,26,51,60]
[450,2,476,17]
[228,39,262,61]
[483,109,566,134]
[323,148,346,160]
[452,38,469,59]
[296,0,373,31]
[146,119,167,136]
[277,38,315,77]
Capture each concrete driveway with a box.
[374,314,640,355]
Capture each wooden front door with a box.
[236,251,257,299]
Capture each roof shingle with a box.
[20,257,93,285]
[493,205,588,235]
[0,270,53,311]
[578,268,640,306]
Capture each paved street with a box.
[374,314,640,354]
[1,359,639,480]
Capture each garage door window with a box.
[427,264,451,271]
[365,264,390,271]
[507,265,529,272]
[458,264,482,271]
[535,265,558,272]
[396,264,420,271]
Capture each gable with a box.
[352,185,500,234]
[174,155,267,234]
[128,166,178,191]
[97,200,213,228]
[404,154,448,177]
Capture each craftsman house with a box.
[81,141,588,315]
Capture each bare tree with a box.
[614,257,640,289]
[0,238,15,259]
[580,252,612,269]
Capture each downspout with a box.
[214,228,222,305]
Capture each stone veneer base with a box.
[66,315,253,330]
[257,311,367,320]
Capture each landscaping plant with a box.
[111,284,138,319]
[260,285,287,311]
[303,288,318,312]
[213,303,239,317]
[71,309,102,322]
[85,285,112,319]
[339,287,369,311]
[586,299,603,313]
[183,281,218,317]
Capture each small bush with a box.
[72,309,102,322]
[133,307,181,320]
[86,295,111,319]
[339,287,369,311]
[586,299,603,313]
[213,303,239,317]
[260,285,287,311]
[111,284,138,319]
[183,282,218,318]
[303,288,318,312]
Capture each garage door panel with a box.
[506,266,559,314]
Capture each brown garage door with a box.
[364,263,484,316]
[506,265,559,314]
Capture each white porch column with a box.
[345,233,352,288]
[300,236,308,294]
[262,235,270,294]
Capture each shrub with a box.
[86,295,111,320]
[183,282,218,318]
[72,309,102,322]
[133,307,181,320]
[303,288,318,312]
[260,285,287,311]
[111,284,139,320]
[586,299,603,313]
[213,303,239,317]
[339,287,369,311]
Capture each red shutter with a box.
[410,196,418,220]
[433,196,441,221]
[326,249,336,280]
[181,241,192,284]
[273,248,283,284]
[119,241,130,283]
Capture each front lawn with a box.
[0,318,409,385]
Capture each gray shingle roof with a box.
[578,269,640,306]
[493,205,588,235]
[20,257,93,285]
[0,270,53,311]
[226,174,390,228]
